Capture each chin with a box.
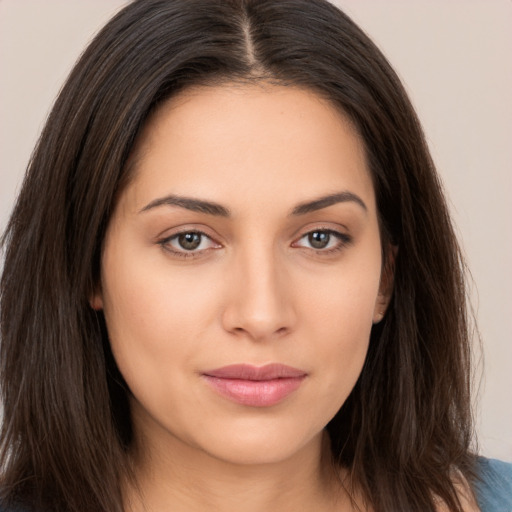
[188,417,326,467]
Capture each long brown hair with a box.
[1,1,477,510]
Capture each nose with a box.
[221,246,296,342]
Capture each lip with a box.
[202,364,307,407]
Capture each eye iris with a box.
[178,232,201,250]
[308,231,330,249]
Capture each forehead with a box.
[123,83,375,216]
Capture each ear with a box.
[373,244,397,324]
[89,283,104,311]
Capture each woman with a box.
[1,0,511,511]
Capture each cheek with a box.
[299,249,381,339]
[296,255,381,405]
[99,244,220,395]
[104,236,217,328]
[312,284,375,369]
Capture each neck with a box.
[124,429,351,512]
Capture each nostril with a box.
[220,274,296,340]
[228,324,290,340]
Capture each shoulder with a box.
[473,457,512,511]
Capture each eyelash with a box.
[158,229,218,259]
[157,228,352,259]
[292,229,353,255]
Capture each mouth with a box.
[201,363,307,407]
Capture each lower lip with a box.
[202,375,305,407]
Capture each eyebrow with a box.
[139,190,367,217]
[291,191,367,215]
[139,195,230,216]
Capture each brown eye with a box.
[308,231,330,249]
[293,229,352,253]
[159,230,221,258]
[178,232,202,250]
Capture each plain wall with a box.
[1,0,511,460]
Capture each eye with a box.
[293,229,351,252]
[159,230,220,257]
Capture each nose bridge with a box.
[222,240,294,340]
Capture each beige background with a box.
[0,0,511,460]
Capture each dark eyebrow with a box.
[291,191,367,215]
[139,191,366,217]
[139,195,230,216]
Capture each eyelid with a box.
[291,226,353,253]
[155,222,219,240]
[157,227,222,259]
[155,224,352,259]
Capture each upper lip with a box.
[203,363,307,381]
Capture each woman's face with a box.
[94,84,391,466]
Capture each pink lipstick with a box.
[202,364,307,407]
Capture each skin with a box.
[93,83,394,511]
